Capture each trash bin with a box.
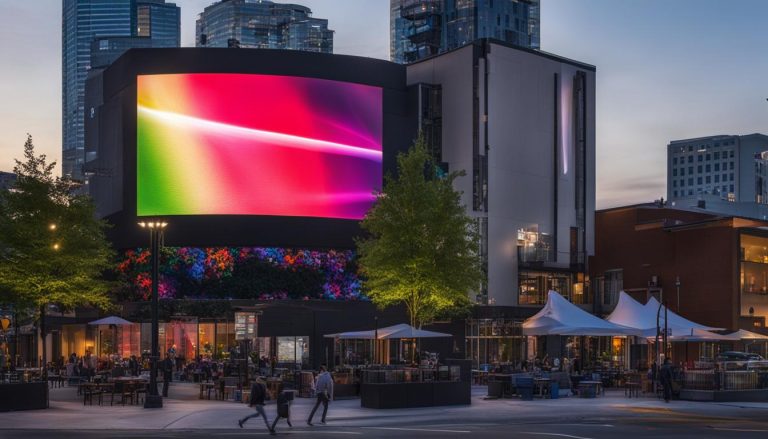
[516,377,534,401]
[550,381,559,399]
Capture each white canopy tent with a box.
[728,329,768,358]
[644,296,723,336]
[669,328,739,342]
[728,329,768,340]
[607,292,722,338]
[522,291,641,336]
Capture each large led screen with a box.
[137,73,383,219]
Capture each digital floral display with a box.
[116,247,365,302]
[137,73,383,219]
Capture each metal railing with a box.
[682,369,766,391]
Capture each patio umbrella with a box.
[88,316,133,326]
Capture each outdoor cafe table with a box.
[112,376,148,382]
[533,377,552,398]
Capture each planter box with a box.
[0,383,48,411]
[360,381,470,409]
[680,389,768,402]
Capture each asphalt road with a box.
[4,414,768,439]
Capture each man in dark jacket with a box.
[238,378,274,435]
[660,358,673,403]
[162,355,173,397]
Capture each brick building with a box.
[591,203,768,334]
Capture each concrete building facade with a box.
[62,0,180,182]
[666,133,768,219]
[391,0,540,64]
[406,40,596,307]
[195,0,333,52]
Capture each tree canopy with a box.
[0,135,114,311]
[356,136,484,328]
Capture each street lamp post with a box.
[139,220,167,409]
[374,316,379,364]
[675,276,681,312]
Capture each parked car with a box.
[716,351,764,362]
[716,351,767,370]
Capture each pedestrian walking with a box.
[307,365,334,426]
[660,358,673,403]
[270,391,293,431]
[238,377,275,435]
[162,355,173,397]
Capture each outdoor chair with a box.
[134,382,147,405]
[624,373,641,398]
[83,385,103,406]
[121,383,136,405]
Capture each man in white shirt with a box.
[307,365,333,425]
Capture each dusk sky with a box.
[0,0,765,208]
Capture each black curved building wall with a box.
[86,48,415,249]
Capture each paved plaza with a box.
[1,383,768,438]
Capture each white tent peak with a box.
[523,291,641,336]
[728,329,768,340]
[644,296,723,332]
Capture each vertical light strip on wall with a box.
[560,72,572,175]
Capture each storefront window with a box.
[740,234,768,320]
[518,271,575,305]
[62,324,94,358]
[465,319,526,368]
[117,323,141,358]
[198,323,215,359]
[165,318,198,362]
[216,321,235,360]
[277,336,309,369]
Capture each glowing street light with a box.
[138,219,168,409]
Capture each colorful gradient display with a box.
[137,73,383,219]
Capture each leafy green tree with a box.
[0,135,114,363]
[356,136,484,328]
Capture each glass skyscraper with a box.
[390,0,540,64]
[62,0,180,181]
[196,0,333,53]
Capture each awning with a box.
[88,316,134,326]
[523,291,641,336]
[325,323,452,340]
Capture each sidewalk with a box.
[0,384,766,430]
